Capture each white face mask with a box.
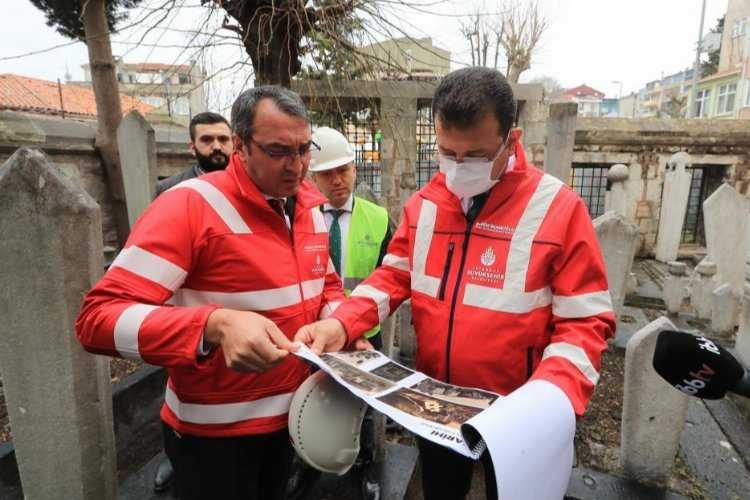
[438,135,510,199]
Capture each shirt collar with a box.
[323,193,354,213]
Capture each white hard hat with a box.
[288,370,367,475]
[309,127,356,172]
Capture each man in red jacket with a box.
[296,67,615,500]
[76,86,345,500]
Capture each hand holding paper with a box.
[294,318,348,354]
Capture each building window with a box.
[681,165,726,245]
[716,83,736,114]
[732,18,747,38]
[141,96,164,108]
[695,89,710,117]
[171,96,190,115]
[178,73,191,84]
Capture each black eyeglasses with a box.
[249,137,320,161]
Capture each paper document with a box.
[294,345,575,499]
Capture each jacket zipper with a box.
[285,211,309,324]
[526,347,534,379]
[437,242,455,301]
[444,224,475,383]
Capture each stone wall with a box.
[3,109,748,258]
[0,111,192,250]
[570,118,750,255]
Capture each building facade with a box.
[78,59,206,126]
[357,37,451,80]
[693,0,749,119]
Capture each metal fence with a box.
[416,101,438,188]
[681,165,726,245]
[570,164,611,219]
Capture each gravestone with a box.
[624,163,644,222]
[607,164,629,218]
[0,148,117,499]
[594,211,639,315]
[117,110,156,227]
[655,152,692,263]
[663,261,687,315]
[543,102,577,183]
[737,285,750,366]
[397,300,416,367]
[621,316,689,484]
[690,259,717,320]
[711,283,740,335]
[703,183,749,294]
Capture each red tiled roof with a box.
[0,74,153,118]
[564,84,605,99]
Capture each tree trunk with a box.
[507,63,523,83]
[80,0,129,247]
[241,8,302,88]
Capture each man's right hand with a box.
[204,309,293,372]
[294,318,347,355]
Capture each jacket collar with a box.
[227,152,326,210]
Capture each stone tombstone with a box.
[655,152,692,263]
[117,110,156,228]
[0,148,117,499]
[703,182,749,294]
[711,283,740,335]
[606,164,629,218]
[621,316,689,484]
[691,259,718,320]
[594,211,639,315]
[397,300,416,367]
[663,261,687,315]
[543,102,577,183]
[624,163,644,222]
[736,284,750,366]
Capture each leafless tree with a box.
[499,1,547,83]
[459,6,503,68]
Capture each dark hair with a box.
[189,112,231,141]
[230,86,308,143]
[432,67,516,136]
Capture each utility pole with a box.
[687,0,707,118]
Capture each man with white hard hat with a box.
[309,126,394,500]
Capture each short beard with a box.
[195,150,229,172]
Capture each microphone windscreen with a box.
[653,330,744,399]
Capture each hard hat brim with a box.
[288,370,367,475]
[309,153,357,172]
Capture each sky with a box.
[0,0,728,111]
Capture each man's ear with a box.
[188,141,197,158]
[233,134,247,162]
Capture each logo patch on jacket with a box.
[312,254,326,275]
[467,246,504,285]
[480,247,496,267]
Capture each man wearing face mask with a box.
[155,111,233,197]
[295,67,615,500]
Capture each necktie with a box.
[466,192,489,223]
[268,198,286,221]
[329,209,344,275]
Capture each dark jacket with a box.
[155,165,203,197]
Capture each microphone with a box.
[652,330,750,399]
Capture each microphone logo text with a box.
[674,363,716,396]
[697,336,720,356]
